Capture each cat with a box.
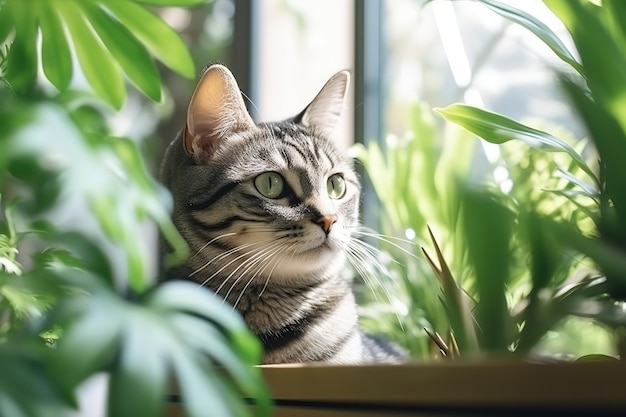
[160,64,406,364]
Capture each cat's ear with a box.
[298,70,350,138]
[183,64,255,162]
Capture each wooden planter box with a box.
[168,360,626,416]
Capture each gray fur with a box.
[160,64,406,364]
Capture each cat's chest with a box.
[230,281,348,334]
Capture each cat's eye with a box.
[254,172,284,199]
[327,174,346,199]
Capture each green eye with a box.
[327,174,346,199]
[254,172,284,199]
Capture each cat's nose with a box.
[315,215,337,235]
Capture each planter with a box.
[166,360,626,416]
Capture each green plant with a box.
[356,0,625,361]
[0,1,270,416]
[435,0,626,356]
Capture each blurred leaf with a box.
[135,0,209,4]
[548,219,626,297]
[104,1,196,78]
[4,1,37,92]
[50,294,123,391]
[108,312,168,417]
[560,77,626,234]
[38,2,72,91]
[546,0,626,133]
[434,104,598,184]
[0,340,73,417]
[58,1,126,109]
[82,2,162,102]
[474,0,583,75]
[462,189,513,352]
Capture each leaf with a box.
[135,0,209,5]
[560,77,626,231]
[474,0,583,75]
[103,1,196,78]
[172,353,238,417]
[461,189,513,352]
[546,0,626,128]
[38,1,73,91]
[420,226,479,354]
[554,168,598,197]
[82,3,162,102]
[108,312,167,417]
[50,295,124,390]
[58,1,126,109]
[434,104,598,184]
[4,2,38,92]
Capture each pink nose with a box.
[315,215,337,235]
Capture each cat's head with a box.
[161,64,360,287]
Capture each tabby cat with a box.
[160,64,406,364]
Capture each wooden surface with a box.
[168,360,626,416]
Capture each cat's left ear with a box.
[297,70,350,138]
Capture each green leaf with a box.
[50,295,123,390]
[82,3,162,102]
[474,0,583,75]
[560,77,626,231]
[546,0,626,133]
[434,104,598,185]
[39,2,73,91]
[108,313,167,417]
[4,2,38,92]
[172,354,238,417]
[135,0,209,5]
[0,342,72,417]
[58,1,126,109]
[103,1,196,78]
[147,281,247,331]
[0,5,15,44]
[461,189,513,352]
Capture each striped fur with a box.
[160,65,406,364]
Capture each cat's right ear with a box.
[183,64,255,162]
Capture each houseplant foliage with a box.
[0,1,270,416]
[356,0,624,360]
[434,0,626,354]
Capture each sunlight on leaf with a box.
[435,104,598,185]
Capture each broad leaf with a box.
[58,1,126,109]
[38,2,73,91]
[104,1,196,78]
[83,2,162,102]
[135,0,209,5]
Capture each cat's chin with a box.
[273,244,343,279]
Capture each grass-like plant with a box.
[357,0,625,361]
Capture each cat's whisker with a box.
[191,241,255,280]
[345,239,405,330]
[256,242,299,302]
[213,239,279,295]
[346,240,396,303]
[232,240,296,310]
[195,242,259,285]
[222,239,288,301]
[350,226,420,261]
[189,232,237,261]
